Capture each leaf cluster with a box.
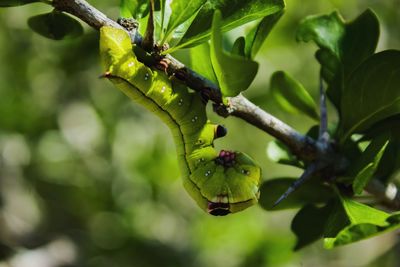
[263,8,400,249]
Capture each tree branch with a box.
[52,0,320,161]
[51,0,400,210]
[228,95,319,161]
[53,0,121,29]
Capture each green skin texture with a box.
[99,26,261,215]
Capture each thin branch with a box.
[163,54,223,104]
[53,0,122,30]
[142,0,155,52]
[228,95,319,161]
[52,0,319,161]
[318,72,329,143]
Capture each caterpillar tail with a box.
[99,26,261,215]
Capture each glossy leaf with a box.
[28,11,83,40]
[175,0,285,49]
[189,42,218,84]
[120,0,135,18]
[0,0,39,6]
[323,195,400,249]
[231,37,246,57]
[350,135,389,194]
[297,9,379,76]
[245,10,283,59]
[159,0,166,38]
[388,212,400,224]
[363,116,400,182]
[297,9,379,110]
[259,178,334,211]
[341,9,380,78]
[375,141,400,183]
[270,71,319,120]
[297,11,343,55]
[339,50,400,142]
[210,10,258,97]
[291,203,333,250]
[163,0,206,42]
[120,0,149,19]
[266,140,302,167]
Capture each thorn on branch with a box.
[273,163,320,207]
[318,71,329,144]
[142,0,155,52]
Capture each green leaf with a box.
[341,195,389,225]
[270,71,319,120]
[387,212,400,224]
[189,42,218,84]
[341,9,380,78]
[259,178,334,211]
[323,194,400,249]
[352,164,377,194]
[245,10,283,59]
[210,10,258,97]
[266,140,302,168]
[231,37,246,57]
[120,0,149,19]
[362,115,400,141]
[338,50,400,142]
[291,203,334,250]
[0,0,39,7]
[375,141,400,183]
[175,0,285,49]
[159,0,166,38]
[120,0,134,18]
[350,135,389,194]
[163,0,206,43]
[297,9,379,77]
[28,11,83,40]
[323,199,350,238]
[297,11,345,59]
[297,9,380,110]
[361,116,400,182]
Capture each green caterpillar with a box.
[99,26,261,215]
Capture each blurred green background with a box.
[0,0,399,266]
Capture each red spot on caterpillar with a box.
[215,150,236,167]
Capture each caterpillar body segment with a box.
[100,26,261,215]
